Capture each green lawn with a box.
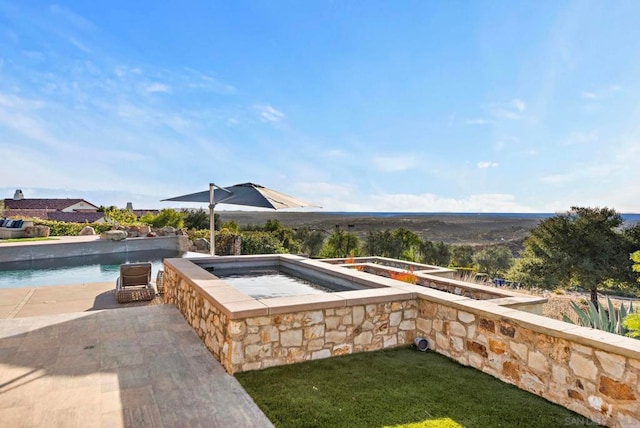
[236,347,598,428]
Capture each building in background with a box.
[2,189,105,223]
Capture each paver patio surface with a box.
[0,305,273,427]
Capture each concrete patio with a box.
[0,304,273,427]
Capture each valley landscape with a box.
[219,211,546,250]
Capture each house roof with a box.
[2,209,49,218]
[46,212,105,223]
[3,198,98,211]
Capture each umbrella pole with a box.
[209,183,215,256]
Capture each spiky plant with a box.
[563,297,634,336]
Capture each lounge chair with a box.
[116,262,156,303]
[156,270,165,294]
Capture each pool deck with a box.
[0,305,273,427]
[0,282,164,319]
[0,236,274,427]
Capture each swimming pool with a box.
[0,249,183,289]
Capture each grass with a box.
[236,347,598,428]
[0,237,56,243]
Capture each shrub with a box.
[104,207,138,225]
[241,231,287,254]
[32,219,112,236]
[141,209,184,229]
[187,229,210,240]
[623,313,640,338]
[563,296,634,335]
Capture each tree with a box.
[451,245,475,268]
[183,208,209,230]
[105,207,138,225]
[473,247,513,278]
[320,229,361,258]
[294,227,326,258]
[509,207,633,307]
[392,228,422,261]
[364,228,421,261]
[141,209,184,228]
[420,240,451,266]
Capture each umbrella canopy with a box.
[163,183,319,255]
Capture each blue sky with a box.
[1,1,639,212]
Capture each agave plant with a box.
[563,297,634,336]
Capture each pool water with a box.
[211,268,337,299]
[0,250,182,289]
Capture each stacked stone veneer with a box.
[416,296,640,427]
[164,256,640,427]
[163,261,418,373]
[231,301,417,372]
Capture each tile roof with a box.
[2,209,49,218]
[46,212,105,223]
[3,198,96,210]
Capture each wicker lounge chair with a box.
[116,262,156,303]
[156,270,165,294]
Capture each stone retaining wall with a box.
[163,256,640,427]
[415,296,640,427]
[229,300,417,373]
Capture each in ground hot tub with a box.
[201,261,373,299]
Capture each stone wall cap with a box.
[263,293,346,315]
[222,300,269,319]
[341,287,414,306]
[414,287,473,305]
[205,284,255,305]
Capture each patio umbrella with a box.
[163,182,319,255]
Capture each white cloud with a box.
[540,164,612,185]
[367,193,534,213]
[293,182,354,197]
[485,99,530,121]
[512,99,526,112]
[256,104,285,122]
[68,37,91,54]
[580,84,622,102]
[49,4,96,31]
[183,68,236,94]
[477,161,499,169]
[145,83,171,93]
[372,155,416,172]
